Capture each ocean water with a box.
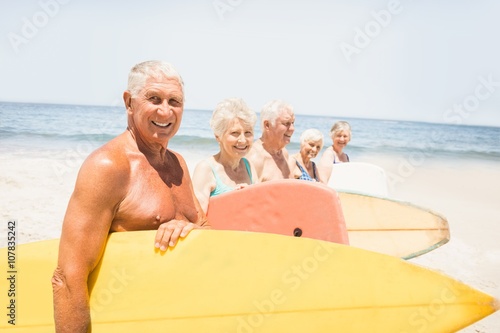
[1,101,500,163]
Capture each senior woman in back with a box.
[318,120,352,182]
[192,98,258,213]
[290,128,324,183]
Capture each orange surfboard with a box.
[207,180,349,245]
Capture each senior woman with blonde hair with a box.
[192,98,258,212]
[318,120,352,182]
[290,128,324,183]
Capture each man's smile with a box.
[152,120,171,128]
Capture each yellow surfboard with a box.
[338,191,450,259]
[1,230,497,332]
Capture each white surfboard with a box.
[328,162,389,197]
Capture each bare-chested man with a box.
[51,61,209,333]
[246,100,295,182]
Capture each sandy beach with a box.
[361,154,500,332]
[1,148,499,332]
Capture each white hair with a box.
[210,98,256,137]
[127,60,184,98]
[300,128,324,149]
[259,100,293,131]
[330,121,352,139]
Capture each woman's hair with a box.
[300,129,324,148]
[329,121,352,138]
[127,60,184,98]
[259,100,293,131]
[210,98,257,137]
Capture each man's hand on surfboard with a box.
[154,220,199,251]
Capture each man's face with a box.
[270,109,295,148]
[128,76,184,146]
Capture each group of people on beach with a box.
[51,60,352,332]
[191,98,352,212]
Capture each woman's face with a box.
[301,139,322,161]
[332,130,350,151]
[218,118,254,158]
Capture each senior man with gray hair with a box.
[52,60,209,332]
[246,99,296,182]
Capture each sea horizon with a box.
[2,100,500,130]
[1,101,500,164]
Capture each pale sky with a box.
[1,0,499,126]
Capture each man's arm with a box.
[52,153,127,333]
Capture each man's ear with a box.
[263,120,270,131]
[123,91,132,113]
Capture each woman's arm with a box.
[317,148,334,183]
[191,159,216,213]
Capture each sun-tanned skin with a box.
[51,63,208,333]
[247,105,295,182]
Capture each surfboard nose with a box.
[494,297,500,311]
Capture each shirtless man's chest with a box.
[111,152,199,231]
[260,151,291,182]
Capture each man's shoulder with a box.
[92,134,126,158]
[250,139,264,151]
[247,147,269,168]
[249,140,270,156]
[81,134,131,175]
